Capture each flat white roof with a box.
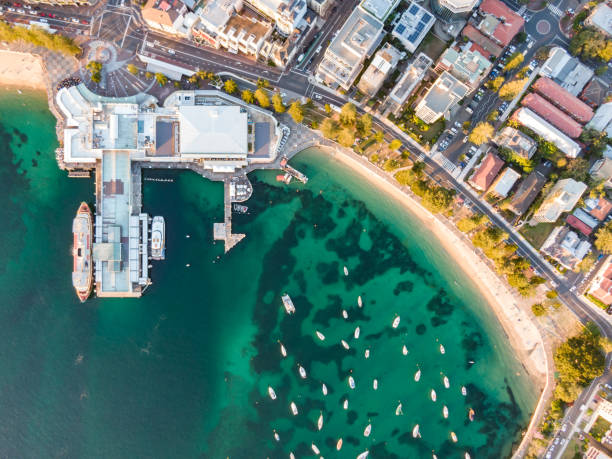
[515,108,581,158]
[360,0,400,21]
[179,105,248,155]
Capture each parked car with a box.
[463,135,468,143]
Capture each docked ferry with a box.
[72,202,93,302]
[151,216,165,260]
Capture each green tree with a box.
[91,72,101,83]
[173,80,181,88]
[339,103,357,126]
[373,130,384,145]
[357,113,372,137]
[486,76,505,91]
[422,186,454,213]
[577,252,596,273]
[145,71,153,80]
[337,127,355,147]
[554,329,605,387]
[324,103,332,114]
[320,118,339,139]
[532,303,547,316]
[256,78,270,89]
[272,93,286,113]
[254,88,270,108]
[559,158,590,182]
[504,52,524,71]
[388,139,402,151]
[223,79,237,94]
[595,222,612,254]
[241,89,254,104]
[499,79,527,101]
[468,122,494,146]
[569,28,612,62]
[155,73,167,86]
[457,213,489,233]
[287,100,304,123]
[196,70,208,80]
[127,64,138,75]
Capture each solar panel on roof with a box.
[408,32,420,42]
[396,24,406,34]
[409,4,419,14]
[422,12,431,22]
[416,22,424,32]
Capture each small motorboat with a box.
[317,412,323,431]
[412,424,420,438]
[341,339,350,350]
[281,294,296,314]
[443,376,450,388]
[373,379,378,390]
[465,453,471,459]
[343,266,349,276]
[312,443,320,455]
[273,430,280,442]
[268,386,277,400]
[322,383,328,396]
[358,295,363,307]
[354,326,360,339]
[439,344,446,354]
[279,342,287,357]
[357,451,369,459]
[433,455,438,459]
[414,369,421,382]
[290,402,298,415]
[451,432,458,443]
[348,376,356,389]
[298,365,307,379]
[469,408,475,421]
[402,345,408,355]
[392,316,400,328]
[342,310,349,319]
[364,349,370,359]
[395,402,403,416]
[336,438,343,451]
[461,386,467,396]
[431,389,437,402]
[290,453,295,459]
[316,330,326,341]
[343,399,349,410]
[443,406,448,419]
[363,423,372,437]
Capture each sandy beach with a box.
[330,148,549,387]
[0,50,46,90]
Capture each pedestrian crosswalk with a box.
[433,153,457,174]
[517,5,526,15]
[548,3,563,17]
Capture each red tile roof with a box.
[469,42,490,59]
[590,197,612,221]
[462,24,503,58]
[591,261,612,305]
[533,77,594,124]
[566,215,593,237]
[521,93,583,138]
[469,152,504,191]
[479,0,525,47]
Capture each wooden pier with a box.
[214,180,245,253]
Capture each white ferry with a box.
[72,202,93,302]
[281,294,296,314]
[151,216,165,260]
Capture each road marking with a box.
[547,4,563,16]
[120,15,132,49]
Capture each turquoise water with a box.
[0,88,537,458]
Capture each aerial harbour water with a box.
[0,88,536,457]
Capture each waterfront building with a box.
[494,126,537,159]
[467,151,504,192]
[540,226,591,270]
[520,93,583,139]
[435,44,492,89]
[383,53,432,116]
[512,108,581,158]
[142,0,198,37]
[414,71,469,123]
[587,102,612,137]
[590,258,612,306]
[245,0,307,35]
[473,0,524,47]
[357,43,403,98]
[533,76,594,124]
[316,8,384,90]
[391,2,436,53]
[586,2,612,37]
[532,178,587,223]
[539,47,595,97]
[430,0,477,22]
[508,165,550,216]
[490,167,520,198]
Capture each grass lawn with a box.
[590,416,611,441]
[519,222,557,249]
[560,435,583,459]
[395,115,445,146]
[414,32,448,62]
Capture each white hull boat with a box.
[392,316,400,328]
[395,402,403,416]
[273,430,280,442]
[451,432,458,443]
[290,402,298,415]
[268,386,276,400]
[354,326,360,339]
[364,349,370,359]
[373,379,378,390]
[414,369,421,382]
[316,331,325,341]
[279,342,287,357]
[317,412,323,430]
[402,345,408,355]
[322,383,328,396]
[342,309,348,319]
[348,376,356,389]
[343,266,349,276]
[150,216,165,260]
[358,295,362,307]
[357,451,369,459]
[439,344,445,354]
[412,424,420,438]
[341,340,350,350]
[461,386,467,396]
[443,406,448,418]
[431,389,437,402]
[311,443,320,455]
[281,294,296,314]
[343,399,349,410]
[336,438,343,451]
[364,423,371,437]
[298,365,307,379]
[443,376,450,388]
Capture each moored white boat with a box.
[392,316,400,328]
[354,326,360,339]
[465,453,471,459]
[279,342,287,357]
[290,402,298,415]
[281,294,296,314]
[317,412,323,430]
[268,386,276,400]
[414,369,421,382]
[358,295,362,307]
[341,339,350,350]
[412,424,420,438]
[395,402,403,415]
[322,383,328,396]
[342,309,349,319]
[273,430,280,442]
[290,453,295,459]
[336,438,343,450]
[439,344,445,354]
[443,406,448,418]
[316,330,326,341]
[72,202,93,303]
[469,408,475,421]
[430,389,437,402]
[451,432,458,442]
[363,423,371,437]
[443,376,450,388]
[298,365,307,379]
[311,443,320,455]
[356,451,369,459]
[402,345,408,355]
[343,399,349,410]
[461,386,467,396]
[364,349,370,359]
[150,216,165,260]
[348,375,356,389]
[373,379,378,390]
[343,266,349,276]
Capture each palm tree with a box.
[224,79,238,94]
[155,73,168,86]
